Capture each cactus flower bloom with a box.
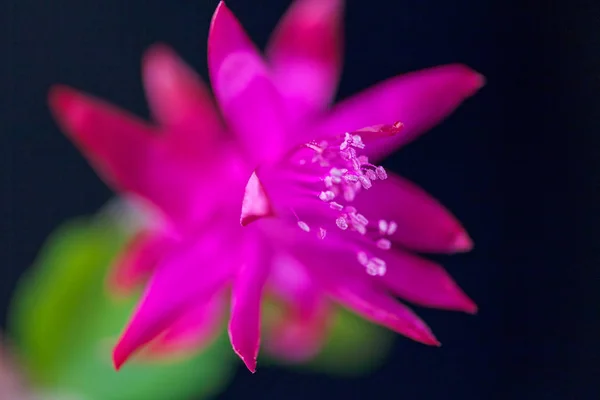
[49,0,483,373]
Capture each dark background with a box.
[3,0,600,398]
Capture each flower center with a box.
[293,130,401,277]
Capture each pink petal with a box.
[240,171,275,226]
[329,280,439,346]
[377,248,477,313]
[113,230,237,369]
[266,0,344,123]
[48,86,228,230]
[228,234,271,373]
[208,2,288,164]
[48,85,158,196]
[312,64,485,161]
[264,255,330,362]
[142,44,226,156]
[147,291,227,357]
[290,243,439,346]
[107,230,172,294]
[354,172,473,253]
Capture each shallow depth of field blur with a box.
[2,0,599,399]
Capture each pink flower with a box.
[48,0,483,373]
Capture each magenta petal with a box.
[208,2,287,164]
[289,244,439,346]
[240,171,275,226]
[113,232,235,369]
[142,44,225,155]
[107,230,172,294]
[228,235,271,373]
[329,281,439,346]
[378,248,477,313]
[148,291,226,357]
[354,172,473,253]
[266,0,344,122]
[48,85,158,196]
[313,64,485,161]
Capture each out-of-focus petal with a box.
[376,248,477,313]
[266,0,344,123]
[147,290,227,357]
[48,85,158,196]
[113,230,237,369]
[49,86,231,230]
[228,234,271,373]
[142,44,226,156]
[208,2,287,164]
[312,64,485,161]
[354,172,473,253]
[264,255,330,362]
[107,230,173,294]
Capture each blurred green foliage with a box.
[8,215,236,400]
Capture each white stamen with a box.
[355,213,369,226]
[357,251,369,266]
[378,219,388,235]
[376,166,388,180]
[387,221,398,235]
[297,221,310,232]
[319,190,335,202]
[344,174,359,183]
[318,227,327,239]
[376,238,392,250]
[358,175,372,189]
[329,201,344,211]
[336,216,348,230]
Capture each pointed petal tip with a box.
[463,298,479,315]
[459,65,486,95]
[240,171,275,226]
[47,85,92,133]
[210,1,233,35]
[451,232,474,253]
[48,84,75,111]
[112,345,126,371]
[414,329,441,347]
[242,357,257,373]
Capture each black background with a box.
[3,0,600,398]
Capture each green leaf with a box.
[8,215,236,400]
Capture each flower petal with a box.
[208,2,288,164]
[312,64,485,161]
[376,248,477,313]
[354,172,473,253]
[327,279,439,346]
[290,243,439,346]
[228,234,271,373]
[49,86,231,230]
[266,0,344,122]
[142,44,225,155]
[147,290,227,358]
[264,255,330,362]
[48,85,158,196]
[240,171,276,226]
[107,230,173,294]
[113,230,237,369]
